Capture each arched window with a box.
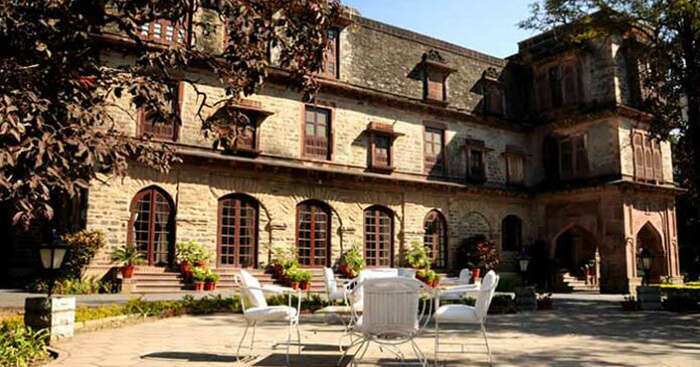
[364,206,394,267]
[424,210,448,268]
[128,187,175,266]
[217,194,259,268]
[296,200,331,267]
[501,215,522,252]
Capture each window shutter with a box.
[633,133,645,179]
[563,61,579,105]
[643,137,653,180]
[560,139,573,178]
[426,70,444,101]
[653,140,663,182]
[574,135,589,176]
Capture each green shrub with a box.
[75,304,125,323]
[496,274,528,292]
[25,276,114,295]
[0,324,49,367]
[663,295,700,312]
[61,230,106,278]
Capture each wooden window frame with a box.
[423,210,448,269]
[216,194,259,268]
[465,139,487,183]
[138,16,190,47]
[320,28,339,79]
[363,205,394,268]
[501,215,523,252]
[126,186,175,267]
[558,134,589,180]
[534,58,582,112]
[423,121,447,177]
[295,200,331,268]
[301,104,334,161]
[505,153,526,185]
[137,81,183,142]
[483,83,505,116]
[369,133,394,172]
[632,130,663,183]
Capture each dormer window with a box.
[321,28,339,78]
[139,18,188,46]
[365,122,404,173]
[534,58,582,112]
[418,50,456,104]
[209,99,273,156]
[481,68,505,116]
[465,139,487,183]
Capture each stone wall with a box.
[85,162,533,274]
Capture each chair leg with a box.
[337,339,364,367]
[250,321,257,351]
[434,318,440,367]
[236,321,251,362]
[296,321,302,355]
[481,322,492,366]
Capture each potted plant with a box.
[620,295,638,311]
[340,243,365,278]
[458,235,500,282]
[286,268,302,290]
[110,245,143,279]
[191,246,212,269]
[432,272,442,288]
[298,269,312,291]
[204,269,220,291]
[537,293,553,310]
[192,267,207,291]
[175,241,198,279]
[405,241,432,270]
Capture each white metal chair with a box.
[340,277,434,367]
[439,268,478,301]
[398,267,417,279]
[236,269,301,366]
[433,270,500,366]
[324,267,346,303]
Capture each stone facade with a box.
[4,9,683,294]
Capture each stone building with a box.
[1,8,683,293]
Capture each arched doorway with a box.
[501,215,523,252]
[217,193,259,268]
[127,186,175,266]
[553,226,597,277]
[636,223,667,283]
[296,200,331,267]
[424,210,447,269]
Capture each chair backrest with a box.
[359,277,424,338]
[238,269,267,310]
[323,267,337,294]
[397,267,416,279]
[474,270,499,320]
[458,268,472,284]
[351,269,400,309]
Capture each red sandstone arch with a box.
[635,222,667,283]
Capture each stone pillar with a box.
[514,286,537,312]
[637,286,662,311]
[24,296,75,342]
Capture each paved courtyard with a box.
[47,299,700,367]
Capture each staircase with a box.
[557,271,599,292]
[128,266,328,294]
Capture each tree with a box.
[0,0,341,227]
[521,0,700,279]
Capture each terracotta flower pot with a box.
[301,281,311,291]
[204,282,216,291]
[471,268,481,282]
[340,263,349,276]
[194,282,204,291]
[121,265,135,279]
[291,282,300,290]
[195,262,208,270]
[180,261,191,274]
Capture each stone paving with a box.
[47,299,700,367]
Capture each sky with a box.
[341,0,539,58]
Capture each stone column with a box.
[24,296,76,342]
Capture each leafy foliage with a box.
[0,0,342,227]
[0,322,48,367]
[404,240,432,269]
[61,229,106,278]
[25,276,115,295]
[456,235,500,270]
[110,244,144,266]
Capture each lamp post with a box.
[640,248,653,287]
[39,230,69,297]
[516,250,531,274]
